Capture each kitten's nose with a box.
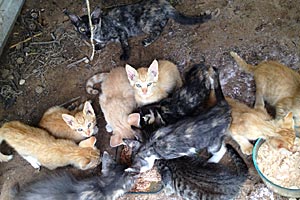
[142,88,147,94]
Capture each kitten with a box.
[64,0,220,60]
[0,121,100,170]
[39,101,98,142]
[125,59,182,106]
[86,67,137,147]
[125,67,232,173]
[13,152,139,200]
[128,62,215,137]
[230,51,300,135]
[156,145,248,200]
[227,97,296,155]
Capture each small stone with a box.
[16,57,24,64]
[1,69,10,79]
[63,15,69,21]
[7,75,14,80]
[19,79,26,85]
[35,86,43,94]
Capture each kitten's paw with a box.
[0,154,13,162]
[105,124,113,132]
[92,126,99,135]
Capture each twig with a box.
[59,96,81,107]
[30,40,60,45]
[9,33,43,49]
[67,57,89,68]
[86,0,95,61]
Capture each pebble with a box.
[16,57,24,64]
[19,79,25,85]
[1,69,10,79]
[35,86,43,94]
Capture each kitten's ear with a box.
[123,138,142,153]
[63,10,81,26]
[101,151,115,175]
[79,136,97,148]
[110,134,124,147]
[62,114,76,127]
[83,101,95,116]
[91,6,101,24]
[128,113,140,127]
[125,64,138,85]
[148,59,159,82]
[280,112,294,129]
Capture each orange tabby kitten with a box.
[39,101,98,142]
[230,51,300,135]
[0,121,100,170]
[226,97,295,155]
[125,59,183,106]
[86,67,137,147]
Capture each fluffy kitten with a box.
[13,152,139,200]
[230,51,300,135]
[125,59,182,106]
[64,0,220,60]
[0,121,100,170]
[128,62,215,138]
[39,101,98,142]
[226,97,296,155]
[125,67,232,173]
[156,145,248,200]
[86,67,137,147]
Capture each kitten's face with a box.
[78,137,101,170]
[62,101,97,137]
[126,60,159,98]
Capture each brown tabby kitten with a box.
[125,59,183,106]
[230,51,300,135]
[86,67,137,147]
[39,101,98,142]
[0,121,100,170]
[226,97,296,155]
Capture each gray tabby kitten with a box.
[64,0,220,60]
[13,152,138,200]
[125,67,232,173]
[156,145,248,200]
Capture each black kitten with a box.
[13,152,138,200]
[124,67,232,173]
[156,145,248,200]
[64,0,220,60]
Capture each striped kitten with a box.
[0,121,100,170]
[86,67,137,147]
[39,101,98,142]
[125,59,182,106]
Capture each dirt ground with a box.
[0,0,299,199]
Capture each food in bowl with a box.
[253,137,300,197]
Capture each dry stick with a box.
[86,0,95,61]
[67,57,89,68]
[9,33,43,49]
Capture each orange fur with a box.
[227,97,296,155]
[126,59,182,106]
[230,51,300,135]
[0,121,100,170]
[39,101,97,142]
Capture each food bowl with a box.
[252,138,300,198]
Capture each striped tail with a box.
[230,51,257,74]
[86,73,109,95]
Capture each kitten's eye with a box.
[147,83,152,87]
[87,123,91,128]
[79,27,86,32]
[136,83,141,88]
[77,128,83,132]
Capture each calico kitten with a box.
[128,62,215,135]
[64,0,220,60]
[125,67,232,173]
[0,121,100,170]
[156,145,248,200]
[125,59,182,106]
[39,101,98,142]
[86,67,137,147]
[13,152,139,200]
[230,51,300,135]
[227,97,296,155]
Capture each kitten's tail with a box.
[230,51,257,74]
[226,144,249,177]
[86,72,109,95]
[167,7,220,25]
